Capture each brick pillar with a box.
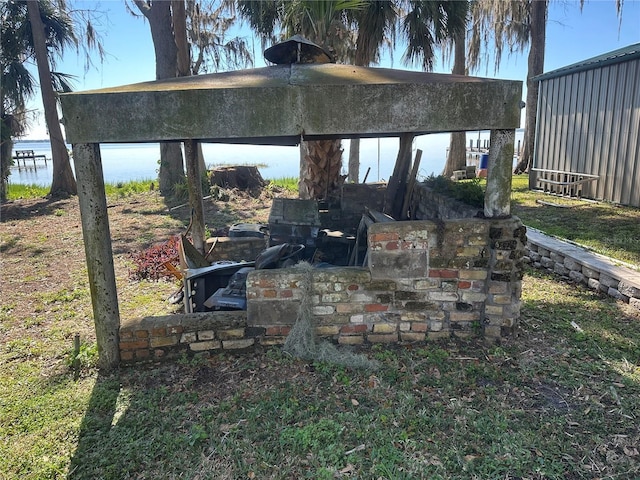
[484,218,527,342]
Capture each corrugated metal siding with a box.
[533,57,640,207]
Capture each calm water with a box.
[10,131,523,187]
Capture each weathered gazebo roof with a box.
[61,63,521,145]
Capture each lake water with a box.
[10,131,523,187]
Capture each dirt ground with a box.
[0,187,294,354]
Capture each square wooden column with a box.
[484,129,515,217]
[73,143,120,369]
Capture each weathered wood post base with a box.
[484,129,516,217]
[73,143,120,369]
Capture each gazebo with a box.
[60,63,522,369]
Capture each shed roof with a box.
[535,42,640,82]
[60,63,522,145]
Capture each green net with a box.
[283,262,378,370]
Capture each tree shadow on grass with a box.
[67,364,213,479]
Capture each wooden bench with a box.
[531,168,598,198]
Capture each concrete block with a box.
[582,266,600,279]
[550,252,564,264]
[373,323,397,334]
[617,281,640,299]
[400,332,426,342]
[198,330,215,341]
[190,340,221,351]
[316,325,340,336]
[607,287,629,302]
[427,331,451,340]
[564,258,582,271]
[217,328,245,340]
[568,270,585,284]
[338,335,364,345]
[222,339,255,350]
[540,257,554,269]
[180,332,197,343]
[599,274,619,288]
[368,333,398,343]
[554,263,569,276]
[150,335,179,348]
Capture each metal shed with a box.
[531,43,640,207]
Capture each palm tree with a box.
[239,0,363,201]
[468,0,624,174]
[27,0,77,197]
[1,0,83,200]
[1,2,34,202]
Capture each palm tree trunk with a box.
[514,0,547,174]
[299,139,343,201]
[27,0,77,198]
[443,28,467,178]
[135,0,185,196]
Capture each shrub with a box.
[424,174,485,208]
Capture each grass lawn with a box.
[511,175,640,267]
[1,180,639,479]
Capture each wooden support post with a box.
[73,143,120,370]
[184,139,206,254]
[384,133,414,219]
[484,129,515,217]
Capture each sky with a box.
[22,0,640,139]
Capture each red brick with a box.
[365,303,388,312]
[135,349,150,359]
[428,269,459,279]
[151,327,166,337]
[370,232,399,242]
[167,326,183,335]
[281,326,291,336]
[280,289,293,298]
[120,330,133,339]
[347,284,359,291]
[120,340,149,350]
[411,322,429,332]
[135,330,149,338]
[263,289,277,298]
[385,241,399,250]
[340,324,368,334]
[457,281,472,289]
[257,278,276,288]
[265,326,282,336]
[120,351,134,361]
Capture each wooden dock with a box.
[12,150,49,167]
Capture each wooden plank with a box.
[401,149,422,220]
[384,133,414,219]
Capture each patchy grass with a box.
[1,184,639,479]
[511,175,640,266]
[268,176,298,193]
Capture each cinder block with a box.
[150,335,179,348]
[190,340,221,351]
[618,281,640,299]
[222,339,255,350]
[400,332,426,342]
